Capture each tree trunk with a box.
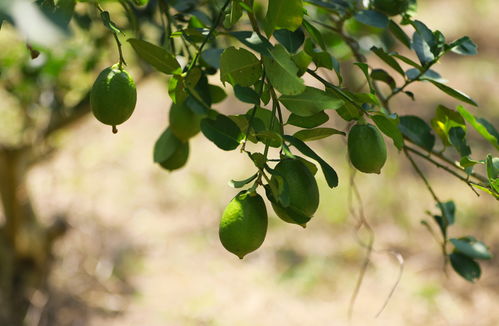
[0,147,66,326]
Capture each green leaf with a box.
[451,237,492,260]
[229,31,273,55]
[371,69,396,89]
[486,155,499,179]
[411,20,438,66]
[234,85,260,105]
[388,20,411,48]
[263,44,305,95]
[220,47,262,87]
[449,36,477,56]
[229,173,258,188]
[302,19,326,50]
[201,48,223,69]
[450,253,481,282]
[264,0,304,36]
[433,200,456,237]
[223,0,243,29]
[399,115,435,152]
[457,106,499,149]
[209,85,227,104]
[292,51,313,76]
[371,114,404,150]
[449,126,471,157]
[477,118,499,143]
[293,128,345,141]
[406,68,445,82]
[200,114,242,151]
[486,155,499,193]
[153,128,180,163]
[255,130,283,146]
[371,46,405,77]
[287,111,329,128]
[284,135,338,188]
[431,105,466,146]
[354,62,374,93]
[246,107,282,147]
[355,10,389,29]
[391,53,422,69]
[274,28,305,53]
[427,80,477,106]
[279,86,343,117]
[128,38,181,75]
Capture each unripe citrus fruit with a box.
[348,123,387,174]
[169,101,203,141]
[90,64,137,133]
[372,0,409,16]
[219,191,268,259]
[159,141,189,171]
[270,159,319,226]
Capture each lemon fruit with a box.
[348,123,387,174]
[159,141,189,171]
[219,191,268,259]
[169,101,203,141]
[270,159,319,226]
[90,64,137,133]
[372,0,409,16]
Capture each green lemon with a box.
[159,140,189,171]
[348,123,387,174]
[169,101,203,141]
[372,0,410,16]
[219,191,268,259]
[270,159,320,226]
[132,0,149,5]
[90,64,137,132]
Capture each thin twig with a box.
[404,148,449,270]
[186,0,231,72]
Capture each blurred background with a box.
[1,0,498,325]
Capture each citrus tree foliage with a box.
[1,0,498,283]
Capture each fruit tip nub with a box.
[112,125,118,134]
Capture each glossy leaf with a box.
[355,10,389,29]
[388,20,411,48]
[284,135,338,188]
[220,47,262,87]
[451,237,492,260]
[287,111,329,128]
[128,38,181,74]
[371,46,405,76]
[449,36,478,56]
[229,31,273,55]
[274,28,305,53]
[263,45,305,95]
[293,128,345,141]
[279,86,343,117]
[431,105,466,146]
[200,114,242,151]
[264,0,304,36]
[153,128,180,163]
[449,126,471,157]
[234,85,260,105]
[399,115,435,152]
[372,114,404,150]
[427,80,477,106]
[229,173,258,188]
[450,253,481,282]
[457,106,499,149]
